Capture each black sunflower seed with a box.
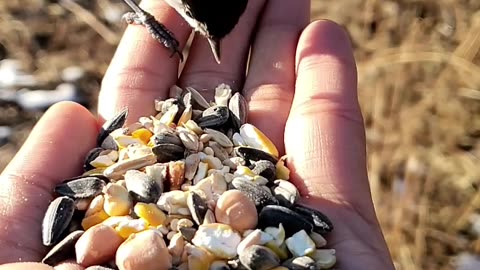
[42,230,83,265]
[292,204,333,234]
[55,176,106,199]
[231,178,278,211]
[257,205,314,237]
[42,196,76,246]
[97,108,128,146]
[197,105,230,128]
[239,245,280,270]
[235,147,278,164]
[152,143,185,162]
[187,191,208,226]
[152,132,182,146]
[252,160,276,183]
[124,170,162,203]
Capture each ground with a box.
[1,1,480,269]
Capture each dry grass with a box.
[1,0,480,269]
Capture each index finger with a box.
[99,0,191,122]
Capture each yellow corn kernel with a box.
[81,209,109,230]
[188,255,210,270]
[132,128,153,145]
[103,183,132,216]
[239,123,279,157]
[234,166,256,178]
[276,156,290,180]
[134,202,167,227]
[115,219,148,239]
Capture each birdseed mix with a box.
[40,84,336,270]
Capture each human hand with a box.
[0,0,395,269]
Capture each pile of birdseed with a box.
[40,84,337,270]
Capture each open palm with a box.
[0,0,394,269]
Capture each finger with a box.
[99,0,192,122]
[243,0,310,153]
[0,263,53,270]
[178,0,266,100]
[286,21,393,269]
[0,102,97,263]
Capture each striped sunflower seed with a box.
[97,108,128,146]
[55,176,106,199]
[42,196,76,246]
[42,230,84,265]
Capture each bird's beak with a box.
[208,38,221,64]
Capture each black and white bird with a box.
[122,0,248,63]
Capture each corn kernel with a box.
[81,209,109,230]
[266,241,289,260]
[285,230,316,257]
[234,166,256,179]
[276,156,290,180]
[116,219,148,239]
[134,202,167,227]
[132,128,153,145]
[239,124,279,157]
[178,104,192,126]
[103,183,132,216]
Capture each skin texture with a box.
[0,0,395,269]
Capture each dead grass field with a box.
[1,0,480,269]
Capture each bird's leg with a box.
[121,0,184,61]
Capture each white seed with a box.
[309,249,336,269]
[192,223,241,259]
[285,230,316,257]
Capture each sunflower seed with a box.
[235,147,278,164]
[272,179,300,207]
[258,205,313,237]
[231,178,278,211]
[239,245,280,270]
[152,143,185,162]
[125,170,162,203]
[209,141,229,161]
[205,128,233,148]
[185,86,210,109]
[151,132,182,146]
[97,108,128,146]
[42,230,83,265]
[55,176,106,199]
[252,160,276,182]
[42,196,76,246]
[292,205,333,234]
[178,129,200,151]
[187,191,208,225]
[197,105,230,128]
[179,227,197,242]
[83,147,104,171]
[228,92,247,130]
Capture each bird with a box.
[121,0,248,64]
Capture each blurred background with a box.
[0,0,479,269]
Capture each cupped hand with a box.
[0,0,395,269]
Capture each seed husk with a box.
[231,178,278,211]
[185,153,201,181]
[83,147,104,171]
[234,147,278,164]
[125,170,162,203]
[239,245,280,270]
[204,128,233,148]
[55,176,106,199]
[258,205,314,237]
[42,230,83,265]
[228,92,247,131]
[103,153,157,179]
[187,191,208,225]
[42,196,76,246]
[197,105,230,128]
[152,143,185,163]
[292,205,333,234]
[97,108,128,146]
